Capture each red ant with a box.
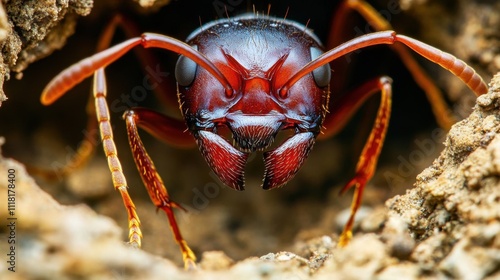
[39,1,487,269]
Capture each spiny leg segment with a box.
[123,109,196,269]
[334,76,392,247]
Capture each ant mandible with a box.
[39,1,487,269]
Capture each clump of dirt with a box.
[0,0,93,105]
[385,72,500,279]
[0,73,498,279]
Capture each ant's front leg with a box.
[122,108,196,269]
[321,76,393,246]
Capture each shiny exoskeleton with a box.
[176,15,331,191]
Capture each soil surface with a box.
[0,1,499,279]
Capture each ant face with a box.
[176,15,330,190]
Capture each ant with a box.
[35,1,487,269]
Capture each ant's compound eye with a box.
[175,45,199,87]
[310,47,331,88]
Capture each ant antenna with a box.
[304,18,311,36]
[283,7,289,20]
[225,5,230,19]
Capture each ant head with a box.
[174,15,331,190]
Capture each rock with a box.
[387,72,500,279]
[0,0,93,105]
[0,147,186,279]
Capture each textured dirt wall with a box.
[0,0,93,105]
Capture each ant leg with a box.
[93,67,195,268]
[101,22,197,263]
[123,107,194,148]
[123,108,196,269]
[321,76,391,138]
[329,0,456,129]
[93,68,143,248]
[328,76,393,247]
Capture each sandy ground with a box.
[0,0,499,279]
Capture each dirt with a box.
[0,0,93,106]
[0,0,499,279]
